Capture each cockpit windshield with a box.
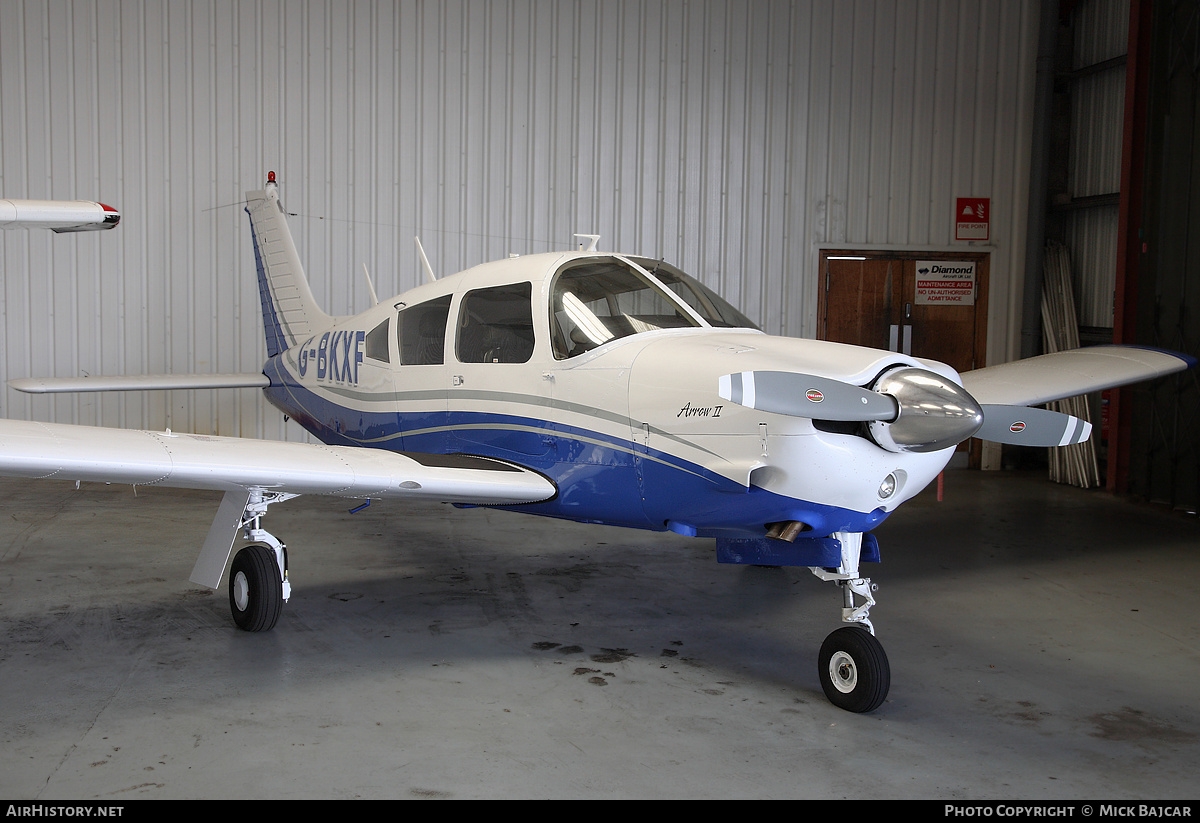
[628,257,759,330]
[550,256,758,359]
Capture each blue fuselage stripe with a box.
[261,356,888,537]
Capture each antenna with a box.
[414,236,437,282]
[361,262,379,306]
[574,233,600,252]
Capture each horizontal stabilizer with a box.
[8,373,270,393]
[977,405,1092,447]
[0,419,556,505]
[962,346,1195,407]
[0,199,119,231]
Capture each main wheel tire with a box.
[818,625,890,713]
[229,544,283,632]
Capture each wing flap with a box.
[961,346,1195,407]
[0,420,555,505]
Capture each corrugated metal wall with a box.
[0,0,1038,441]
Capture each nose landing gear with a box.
[810,531,891,713]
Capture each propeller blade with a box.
[977,405,1092,446]
[718,371,897,421]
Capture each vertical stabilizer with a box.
[245,173,332,356]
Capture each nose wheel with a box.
[818,625,891,713]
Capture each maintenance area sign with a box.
[955,197,990,241]
[915,260,976,306]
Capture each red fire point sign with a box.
[956,197,990,241]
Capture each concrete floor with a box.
[1,468,1198,800]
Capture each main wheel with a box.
[818,625,890,713]
[229,544,283,632]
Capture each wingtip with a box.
[1097,344,1197,370]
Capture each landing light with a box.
[878,473,897,500]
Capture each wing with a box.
[960,346,1195,407]
[0,418,558,589]
[0,418,557,589]
[0,418,554,504]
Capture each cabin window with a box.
[456,283,535,364]
[550,258,701,359]
[398,295,451,365]
[364,319,390,363]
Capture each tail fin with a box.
[245,173,331,356]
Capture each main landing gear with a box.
[227,490,295,633]
[810,531,891,713]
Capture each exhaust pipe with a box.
[765,520,808,542]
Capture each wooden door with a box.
[819,251,988,374]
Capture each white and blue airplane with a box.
[3,173,1194,712]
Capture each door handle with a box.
[889,324,913,354]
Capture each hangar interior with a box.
[0,0,1198,800]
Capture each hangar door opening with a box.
[817,250,991,462]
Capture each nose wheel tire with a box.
[818,625,890,713]
[229,544,283,632]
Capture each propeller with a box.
[718,367,1091,454]
[977,404,1091,446]
[716,371,897,421]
